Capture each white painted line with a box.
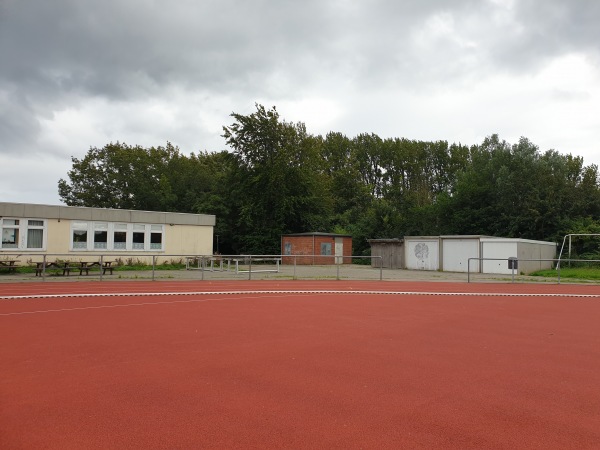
[0,294,285,316]
[1,290,599,301]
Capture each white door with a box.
[335,238,344,264]
[442,238,479,273]
[405,239,439,270]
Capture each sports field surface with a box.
[1,280,599,449]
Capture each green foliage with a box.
[58,106,600,258]
[558,218,600,262]
[531,267,600,280]
[437,135,600,241]
[222,104,331,254]
[58,142,223,214]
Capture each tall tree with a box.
[59,142,167,209]
[438,135,600,241]
[58,142,216,213]
[222,104,331,254]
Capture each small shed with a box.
[281,232,352,265]
[367,239,404,268]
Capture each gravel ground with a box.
[0,263,567,284]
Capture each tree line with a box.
[58,104,600,256]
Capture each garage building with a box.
[368,235,557,275]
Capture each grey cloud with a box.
[477,1,600,75]
[2,0,487,100]
[1,0,600,157]
[0,89,42,153]
[5,1,600,92]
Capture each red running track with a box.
[1,280,599,449]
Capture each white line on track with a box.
[0,294,286,316]
[1,290,599,301]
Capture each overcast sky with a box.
[2,0,600,205]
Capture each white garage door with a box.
[405,239,439,270]
[442,239,480,273]
[481,240,518,274]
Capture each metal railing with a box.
[0,253,384,282]
[181,254,384,281]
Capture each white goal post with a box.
[557,233,600,269]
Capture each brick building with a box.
[281,232,352,265]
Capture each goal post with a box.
[557,234,600,269]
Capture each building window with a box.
[94,223,108,249]
[2,219,19,248]
[72,222,89,250]
[26,220,44,249]
[132,224,145,250]
[321,242,332,255]
[1,218,47,250]
[113,224,127,250]
[150,225,163,250]
[284,242,292,255]
[70,221,164,252]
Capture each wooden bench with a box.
[34,262,56,276]
[0,261,21,274]
[102,261,114,275]
[33,261,115,276]
[33,262,71,276]
[83,261,115,275]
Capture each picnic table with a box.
[91,260,115,275]
[33,261,66,276]
[33,261,115,276]
[0,260,20,274]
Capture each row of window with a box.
[1,218,45,250]
[0,218,165,252]
[71,222,164,251]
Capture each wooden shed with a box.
[367,239,404,269]
[281,232,352,265]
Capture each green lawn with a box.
[530,267,600,280]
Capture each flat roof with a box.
[0,202,216,227]
[282,232,352,238]
[367,239,403,243]
[404,235,495,240]
[403,235,555,245]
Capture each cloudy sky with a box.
[2,0,600,205]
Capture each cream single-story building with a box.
[0,202,215,263]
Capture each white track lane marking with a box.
[0,294,296,316]
[1,290,598,301]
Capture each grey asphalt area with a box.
[0,263,571,284]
